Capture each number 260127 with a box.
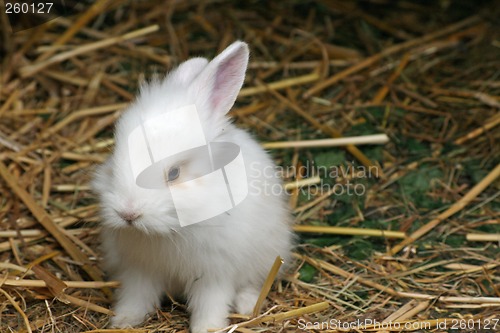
[5,2,53,14]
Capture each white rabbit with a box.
[92,41,293,333]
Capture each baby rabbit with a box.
[92,41,292,333]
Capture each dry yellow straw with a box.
[239,72,319,97]
[20,25,159,77]
[374,301,430,333]
[0,288,32,333]
[241,301,329,328]
[61,293,114,315]
[284,176,321,190]
[372,53,411,104]
[391,163,500,254]
[382,300,417,322]
[253,302,329,326]
[303,15,480,98]
[83,328,147,333]
[252,256,283,317]
[35,0,114,62]
[454,113,500,144]
[296,253,500,305]
[42,103,128,138]
[262,134,389,149]
[2,278,119,289]
[466,233,500,242]
[0,230,42,238]
[267,87,383,178]
[0,161,107,295]
[294,225,406,239]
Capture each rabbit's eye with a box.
[166,166,180,181]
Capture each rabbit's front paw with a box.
[235,287,260,315]
[190,318,229,333]
[110,307,148,328]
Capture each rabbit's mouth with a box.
[114,209,142,225]
[122,212,182,235]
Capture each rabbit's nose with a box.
[116,210,141,224]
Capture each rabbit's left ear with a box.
[170,57,208,86]
[190,41,249,116]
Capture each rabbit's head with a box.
[92,41,249,233]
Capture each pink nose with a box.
[116,211,141,224]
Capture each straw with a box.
[262,134,389,149]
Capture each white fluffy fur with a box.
[92,41,293,333]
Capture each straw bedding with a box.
[0,1,498,332]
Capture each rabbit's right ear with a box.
[189,41,249,117]
[170,57,208,86]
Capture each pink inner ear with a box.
[211,53,245,112]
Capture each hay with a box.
[1,1,499,332]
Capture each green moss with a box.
[346,239,374,260]
[298,263,318,283]
[444,235,465,248]
[398,166,444,209]
[314,150,346,170]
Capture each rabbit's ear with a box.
[190,41,249,116]
[171,57,208,86]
